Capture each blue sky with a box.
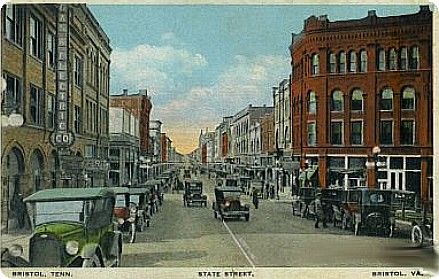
[89,5,421,153]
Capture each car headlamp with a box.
[225,201,230,207]
[65,241,79,256]
[9,244,23,257]
[117,218,125,225]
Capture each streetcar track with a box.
[222,220,256,268]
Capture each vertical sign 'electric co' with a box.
[50,4,74,148]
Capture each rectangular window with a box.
[5,5,23,45]
[30,85,43,125]
[401,120,415,145]
[109,148,120,157]
[331,121,343,145]
[74,56,83,87]
[311,54,319,76]
[329,53,336,73]
[360,51,367,72]
[47,94,55,129]
[85,145,96,158]
[74,105,81,134]
[400,47,408,70]
[351,121,363,145]
[47,32,55,68]
[2,73,22,114]
[307,122,316,146]
[30,15,43,59]
[378,49,386,71]
[380,120,393,145]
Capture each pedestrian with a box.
[314,193,327,228]
[270,185,275,199]
[252,187,259,209]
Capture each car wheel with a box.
[214,211,217,219]
[82,254,102,267]
[128,223,136,243]
[411,225,424,248]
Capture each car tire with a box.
[411,225,424,248]
[214,211,217,219]
[82,254,102,267]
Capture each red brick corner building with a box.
[289,6,432,202]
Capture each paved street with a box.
[120,174,437,269]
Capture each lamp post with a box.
[372,146,381,188]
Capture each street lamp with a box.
[372,146,381,188]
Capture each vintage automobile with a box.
[111,187,138,243]
[340,187,393,236]
[389,190,433,247]
[128,187,152,231]
[212,186,250,221]
[320,187,345,227]
[291,187,317,218]
[183,180,208,207]
[1,188,122,267]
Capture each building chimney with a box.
[123,89,128,96]
[420,5,430,12]
[368,10,376,17]
[139,89,147,96]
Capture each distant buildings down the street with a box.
[194,5,433,204]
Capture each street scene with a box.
[0,2,436,277]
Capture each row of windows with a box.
[4,5,109,94]
[307,119,415,146]
[309,46,420,76]
[306,87,416,114]
[2,72,101,133]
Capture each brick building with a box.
[109,88,152,157]
[1,4,111,231]
[260,111,275,166]
[289,6,432,202]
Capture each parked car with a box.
[291,187,316,218]
[320,187,345,227]
[340,187,393,236]
[183,180,208,207]
[128,187,152,231]
[111,187,138,243]
[212,186,250,221]
[389,190,433,247]
[1,188,122,267]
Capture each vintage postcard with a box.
[0,0,437,278]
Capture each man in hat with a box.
[314,192,327,228]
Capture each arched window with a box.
[311,54,319,75]
[339,51,346,73]
[409,46,419,70]
[349,51,357,72]
[378,49,386,71]
[308,91,317,114]
[360,50,367,72]
[389,48,397,70]
[331,90,344,112]
[329,52,336,73]
[351,89,363,111]
[400,47,408,70]
[380,88,393,111]
[402,87,415,110]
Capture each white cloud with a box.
[110,39,207,95]
[156,54,289,130]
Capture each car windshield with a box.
[368,192,390,204]
[29,200,85,226]
[130,195,140,205]
[223,191,240,199]
[115,195,126,207]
